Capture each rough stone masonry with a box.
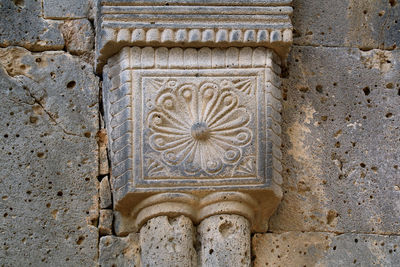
[0,0,399,266]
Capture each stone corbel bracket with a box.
[97,0,292,234]
[103,46,283,233]
[95,0,293,73]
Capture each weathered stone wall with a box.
[0,0,101,265]
[253,0,400,265]
[0,0,399,266]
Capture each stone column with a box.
[198,215,251,267]
[139,216,197,267]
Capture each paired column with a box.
[132,191,256,266]
[140,215,250,267]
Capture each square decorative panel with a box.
[138,71,261,184]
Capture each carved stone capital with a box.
[117,191,280,233]
[102,46,283,232]
[97,0,291,235]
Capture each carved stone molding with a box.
[113,191,279,234]
[95,0,293,72]
[102,46,283,232]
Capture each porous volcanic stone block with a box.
[0,47,99,265]
[99,209,113,236]
[43,0,90,19]
[99,177,112,209]
[253,232,400,266]
[252,232,334,266]
[61,19,94,55]
[0,0,64,51]
[269,46,400,234]
[198,215,251,267]
[139,216,197,267]
[99,233,141,267]
[292,0,400,49]
[113,210,136,237]
[97,128,109,175]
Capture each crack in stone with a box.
[9,76,83,138]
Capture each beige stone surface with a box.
[292,0,400,50]
[269,46,400,235]
[139,216,197,267]
[253,232,400,266]
[61,19,94,56]
[97,128,110,176]
[113,210,136,237]
[99,209,113,236]
[99,233,141,267]
[99,176,112,209]
[253,232,334,266]
[0,47,99,265]
[198,214,251,267]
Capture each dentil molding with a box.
[95,0,293,72]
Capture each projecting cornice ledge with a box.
[95,0,293,73]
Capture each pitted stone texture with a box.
[0,47,99,265]
[61,19,94,56]
[253,232,400,266]
[114,210,136,237]
[43,0,91,19]
[97,128,109,175]
[269,46,400,234]
[99,177,112,209]
[320,233,400,266]
[253,232,334,266]
[292,0,400,49]
[140,216,197,267]
[0,0,64,51]
[99,233,141,267]
[198,215,250,267]
[99,209,113,236]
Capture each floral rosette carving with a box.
[147,79,252,175]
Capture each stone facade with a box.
[0,0,399,266]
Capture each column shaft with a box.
[198,214,251,267]
[139,215,197,267]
